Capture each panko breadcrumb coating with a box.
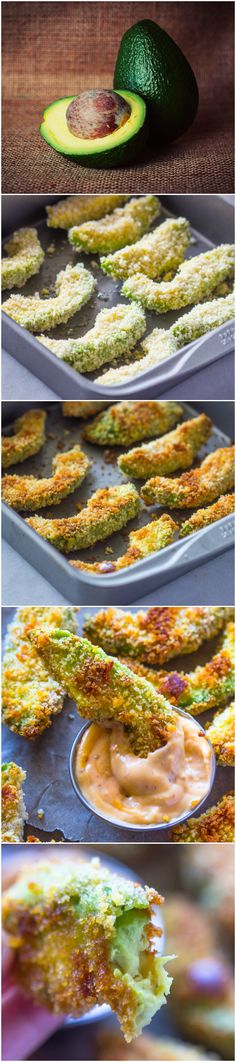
[68,196,160,254]
[84,606,230,666]
[83,401,183,447]
[118,414,212,478]
[2,857,172,1042]
[100,216,190,280]
[26,483,141,553]
[70,515,177,574]
[37,303,146,373]
[2,228,45,290]
[62,402,110,418]
[141,447,234,508]
[46,194,129,228]
[206,701,235,766]
[2,762,27,842]
[169,793,235,842]
[96,1026,212,1060]
[2,263,96,332]
[2,606,77,738]
[180,493,235,536]
[2,409,46,469]
[29,627,177,755]
[122,245,234,313]
[117,619,235,715]
[2,445,91,510]
[97,289,235,386]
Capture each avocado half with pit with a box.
[39,89,148,168]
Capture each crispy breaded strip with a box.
[46,194,129,228]
[122,245,234,313]
[2,857,172,1041]
[96,1026,211,1060]
[206,701,235,766]
[83,401,183,447]
[37,303,146,372]
[118,415,212,478]
[172,289,235,343]
[100,217,190,280]
[97,290,234,386]
[29,628,177,755]
[2,606,77,738]
[141,447,234,508]
[26,483,141,553]
[180,493,235,536]
[96,331,177,386]
[169,793,234,842]
[2,263,95,332]
[84,606,230,665]
[68,196,160,254]
[118,621,234,715]
[62,401,110,418]
[2,446,91,511]
[2,409,46,469]
[2,762,26,842]
[2,228,45,290]
[70,515,177,574]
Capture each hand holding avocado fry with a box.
[40,19,198,167]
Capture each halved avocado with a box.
[39,91,148,168]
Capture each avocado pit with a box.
[66,89,131,140]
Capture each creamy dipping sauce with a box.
[75,713,213,826]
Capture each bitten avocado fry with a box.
[118,414,212,478]
[141,447,234,509]
[2,858,173,1041]
[2,446,91,511]
[2,409,46,469]
[26,484,141,553]
[2,762,27,842]
[29,627,177,756]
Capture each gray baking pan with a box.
[2,194,235,399]
[2,400,235,604]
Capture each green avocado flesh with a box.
[114,19,199,142]
[40,91,148,168]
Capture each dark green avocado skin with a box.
[114,19,199,143]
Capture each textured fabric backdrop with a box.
[2,1,234,193]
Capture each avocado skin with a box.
[114,19,199,143]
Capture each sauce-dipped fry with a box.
[2,445,91,510]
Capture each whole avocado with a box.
[114,19,199,142]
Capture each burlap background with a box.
[2,1,234,193]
